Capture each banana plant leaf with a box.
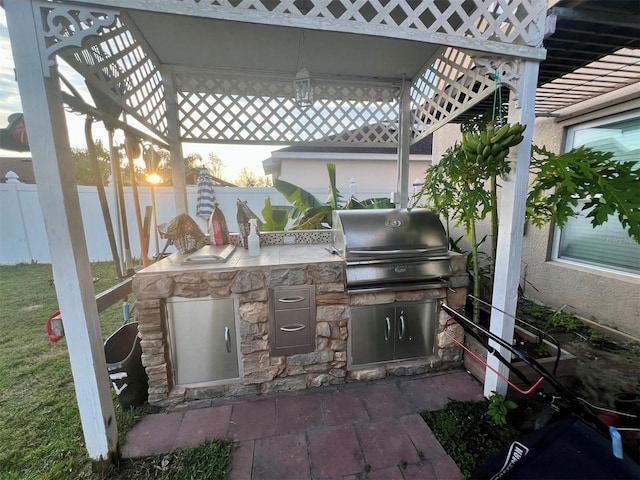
[291,212,327,230]
[270,163,395,231]
[274,178,325,217]
[290,206,333,230]
[344,196,394,209]
[325,163,343,210]
[260,197,293,232]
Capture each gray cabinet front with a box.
[350,300,436,367]
[166,297,239,385]
[268,286,316,356]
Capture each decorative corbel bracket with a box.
[33,2,119,77]
[472,56,523,108]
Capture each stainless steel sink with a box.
[181,244,236,264]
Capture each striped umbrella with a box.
[196,168,215,222]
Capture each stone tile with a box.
[122,412,183,457]
[308,424,365,479]
[401,462,438,479]
[443,371,484,402]
[357,418,420,470]
[397,375,450,412]
[358,382,413,420]
[276,394,324,435]
[399,414,446,460]
[367,465,405,479]
[228,399,277,441]
[173,405,233,449]
[228,440,254,480]
[252,433,309,480]
[322,391,370,426]
[431,454,464,479]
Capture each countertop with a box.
[135,243,344,276]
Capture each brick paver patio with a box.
[122,369,484,479]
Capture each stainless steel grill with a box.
[332,208,452,292]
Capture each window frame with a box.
[550,109,640,278]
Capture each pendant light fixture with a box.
[294,31,313,108]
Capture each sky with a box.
[0,10,280,181]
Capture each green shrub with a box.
[550,313,585,333]
[487,392,518,427]
[422,400,517,478]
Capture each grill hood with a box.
[332,208,449,262]
[332,209,452,292]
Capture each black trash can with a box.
[104,322,148,410]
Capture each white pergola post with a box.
[396,78,412,208]
[484,60,540,397]
[162,66,189,214]
[5,0,118,465]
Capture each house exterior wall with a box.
[277,157,431,192]
[521,102,640,339]
[431,123,461,162]
[430,86,640,338]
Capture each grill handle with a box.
[349,248,445,256]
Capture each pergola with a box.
[5,0,552,465]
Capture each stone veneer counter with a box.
[135,244,344,275]
[132,243,467,407]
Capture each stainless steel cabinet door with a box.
[350,305,395,365]
[166,297,239,385]
[394,302,436,360]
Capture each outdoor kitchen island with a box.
[132,241,468,407]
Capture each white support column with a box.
[484,60,540,397]
[161,66,188,214]
[5,0,118,465]
[396,79,411,208]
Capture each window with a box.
[552,111,640,276]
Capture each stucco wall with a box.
[432,123,461,161]
[278,158,431,191]
[521,115,640,339]
[429,93,640,338]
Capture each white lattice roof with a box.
[12,1,638,147]
[35,0,548,147]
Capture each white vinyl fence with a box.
[0,174,391,264]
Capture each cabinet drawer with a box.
[271,287,310,310]
[274,309,314,354]
[268,286,316,356]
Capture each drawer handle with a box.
[280,324,306,332]
[278,296,305,303]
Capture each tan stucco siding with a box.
[521,114,640,339]
[278,158,431,191]
[430,94,640,339]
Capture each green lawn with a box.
[0,262,233,480]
